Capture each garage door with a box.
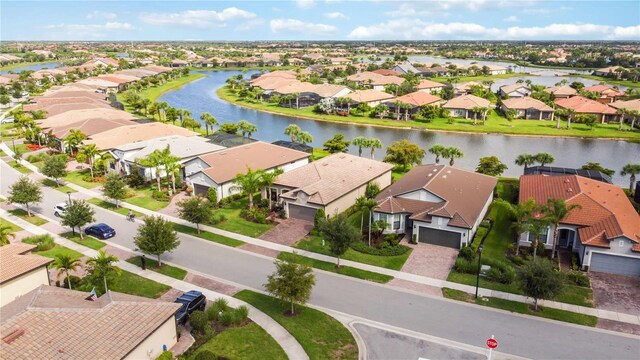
[417,227,461,249]
[288,204,317,222]
[193,183,209,197]
[590,253,640,276]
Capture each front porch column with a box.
[539,111,542,121]
[550,111,555,123]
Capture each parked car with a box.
[84,223,116,239]
[0,116,15,124]
[53,202,68,217]
[175,290,207,325]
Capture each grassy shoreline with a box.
[217,87,640,141]
[573,74,640,88]
[145,72,205,102]
[0,60,57,72]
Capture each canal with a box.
[159,70,639,186]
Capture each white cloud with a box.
[386,3,447,18]
[324,12,347,19]
[44,22,135,39]
[295,0,316,9]
[270,18,336,35]
[347,20,640,40]
[139,7,256,29]
[236,18,266,31]
[86,11,117,20]
[503,15,518,22]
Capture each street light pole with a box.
[475,244,484,299]
[12,139,16,153]
[67,191,72,204]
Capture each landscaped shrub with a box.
[571,252,580,271]
[26,152,49,163]
[127,166,146,188]
[155,351,173,360]
[567,271,590,287]
[314,208,326,228]
[459,246,475,261]
[350,240,411,256]
[189,310,209,333]
[60,275,82,289]
[484,260,516,284]
[22,234,54,251]
[453,258,478,274]
[235,305,249,323]
[209,213,227,225]
[219,310,237,327]
[152,190,170,201]
[383,233,400,246]
[509,255,526,266]
[240,207,269,224]
[206,187,218,207]
[206,298,229,321]
[194,350,218,360]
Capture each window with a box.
[619,240,624,247]
[528,226,549,244]
[393,214,401,230]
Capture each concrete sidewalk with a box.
[3,142,639,327]
[0,207,309,360]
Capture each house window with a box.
[619,240,624,247]
[528,226,549,244]
[393,215,401,230]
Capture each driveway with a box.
[590,272,640,316]
[259,218,313,246]
[400,242,458,280]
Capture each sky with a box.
[1,0,639,41]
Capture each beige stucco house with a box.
[0,244,52,307]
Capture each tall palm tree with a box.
[524,218,549,260]
[297,131,314,145]
[237,120,257,138]
[471,106,484,125]
[443,146,464,166]
[362,198,379,246]
[628,110,639,130]
[78,144,100,178]
[564,108,576,129]
[616,108,629,131]
[86,250,121,293]
[428,144,446,163]
[159,146,180,194]
[53,254,81,289]
[232,167,283,209]
[620,163,640,195]
[480,106,491,126]
[352,137,368,157]
[535,153,555,167]
[355,196,367,233]
[366,138,383,160]
[284,124,302,142]
[542,198,581,259]
[0,225,16,246]
[515,153,536,173]
[138,150,164,191]
[200,112,218,136]
[493,198,537,254]
[64,129,87,153]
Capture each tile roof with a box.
[347,72,405,86]
[443,94,491,110]
[519,175,640,247]
[416,79,445,89]
[554,96,617,114]
[84,122,198,150]
[345,89,394,103]
[499,84,531,94]
[544,85,577,97]
[392,91,441,107]
[372,69,402,76]
[375,165,497,229]
[584,84,625,97]
[275,153,393,206]
[0,285,180,359]
[609,99,640,112]
[501,97,554,112]
[197,141,311,184]
[116,135,225,161]
[0,244,52,284]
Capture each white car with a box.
[53,203,68,217]
[0,116,15,124]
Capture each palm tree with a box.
[78,144,100,178]
[352,137,368,157]
[237,120,257,138]
[53,254,81,289]
[232,167,283,209]
[159,146,180,194]
[85,250,121,293]
[515,153,536,173]
[0,225,16,246]
[138,150,164,191]
[542,198,581,259]
[524,219,549,260]
[64,129,87,153]
[620,163,640,195]
[443,146,464,166]
[96,152,114,176]
[628,110,639,130]
[355,196,367,233]
[535,153,555,167]
[471,106,483,125]
[616,108,629,131]
[297,131,313,145]
[200,112,218,136]
[479,106,491,125]
[362,198,379,246]
[366,138,383,159]
[564,108,576,129]
[428,144,446,164]
[141,98,152,115]
[494,198,537,254]
[284,124,302,142]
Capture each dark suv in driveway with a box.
[175,290,206,325]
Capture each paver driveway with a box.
[590,272,640,316]
[400,242,458,280]
[259,218,313,246]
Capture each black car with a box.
[175,290,206,325]
[84,223,116,239]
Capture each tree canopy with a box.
[264,260,316,316]
[133,215,180,266]
[8,176,42,216]
[383,139,425,170]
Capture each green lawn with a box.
[0,148,7,157]
[218,87,640,140]
[109,269,171,299]
[235,290,358,360]
[190,322,287,360]
[8,160,32,173]
[1,123,22,141]
[442,288,597,327]
[391,166,411,181]
[278,252,393,283]
[575,74,640,89]
[86,198,145,218]
[8,209,48,226]
[123,187,169,211]
[41,178,77,194]
[295,234,411,271]
[173,223,245,247]
[34,244,84,260]
[0,217,22,232]
[59,231,106,250]
[212,197,274,237]
[126,255,187,280]
[64,169,103,189]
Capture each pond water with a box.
[159,70,639,186]
[0,62,61,75]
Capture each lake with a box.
[0,62,61,75]
[158,70,639,186]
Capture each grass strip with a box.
[126,255,187,280]
[278,252,393,283]
[173,223,245,247]
[8,208,48,226]
[59,231,106,250]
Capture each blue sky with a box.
[2,1,639,41]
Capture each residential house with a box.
[386,91,442,120]
[170,59,189,68]
[583,84,625,104]
[544,85,577,99]
[330,57,352,65]
[416,66,450,77]
[207,132,258,148]
[0,244,52,307]
[523,166,612,184]
[609,99,640,127]
[346,71,405,91]
[416,79,445,94]
[110,135,225,181]
[0,285,181,359]
[374,165,497,249]
[554,96,619,123]
[442,95,492,118]
[392,61,420,75]
[500,97,555,120]
[344,89,395,107]
[84,122,198,151]
[372,69,402,77]
[499,84,532,98]
[593,66,626,77]
[271,153,393,221]
[455,81,487,96]
[184,142,310,199]
[519,175,640,276]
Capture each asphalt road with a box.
[2,161,639,360]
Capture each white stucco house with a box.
[0,244,52,308]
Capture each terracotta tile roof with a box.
[554,96,617,114]
[198,142,311,184]
[347,72,405,86]
[372,69,402,76]
[392,91,441,107]
[0,285,180,359]
[584,84,625,97]
[275,153,393,206]
[609,99,640,112]
[519,175,640,247]
[375,165,497,229]
[0,244,52,284]
[416,79,445,89]
[501,97,554,112]
[345,89,394,103]
[544,85,578,97]
[38,108,135,130]
[443,94,491,110]
[84,122,198,150]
